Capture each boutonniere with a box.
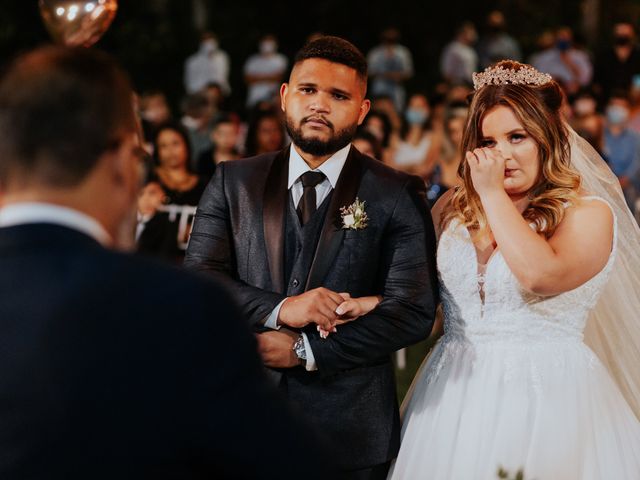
[340,198,368,230]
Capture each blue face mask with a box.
[405,108,428,125]
[556,39,571,52]
[606,105,629,125]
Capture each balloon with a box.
[39,0,118,48]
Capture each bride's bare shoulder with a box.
[564,194,614,230]
[550,194,614,258]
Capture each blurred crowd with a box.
[134,11,640,263]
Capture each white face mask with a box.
[260,40,277,54]
[606,105,630,125]
[201,39,218,54]
[573,98,596,116]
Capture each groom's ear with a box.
[280,83,289,113]
[357,99,371,125]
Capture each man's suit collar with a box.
[263,147,290,294]
[0,222,105,251]
[0,202,112,246]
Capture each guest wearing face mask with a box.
[180,92,215,168]
[139,90,172,137]
[572,89,598,118]
[243,34,289,109]
[603,92,640,209]
[530,27,592,95]
[477,10,522,69]
[440,22,479,85]
[570,89,605,153]
[184,32,231,95]
[594,22,640,105]
[367,28,415,111]
[390,93,440,176]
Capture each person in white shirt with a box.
[243,34,289,109]
[530,26,593,95]
[184,31,230,95]
[367,28,414,112]
[440,21,479,85]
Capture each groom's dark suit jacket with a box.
[185,146,438,470]
[0,223,331,479]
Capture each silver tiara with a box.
[472,64,553,90]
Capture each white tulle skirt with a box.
[388,338,640,479]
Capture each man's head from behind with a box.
[280,36,370,158]
[0,46,141,240]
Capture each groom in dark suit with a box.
[0,46,331,479]
[185,36,438,479]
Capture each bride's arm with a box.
[468,147,614,296]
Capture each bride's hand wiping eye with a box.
[466,147,506,197]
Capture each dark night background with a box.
[2,0,640,114]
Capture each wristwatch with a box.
[293,335,307,365]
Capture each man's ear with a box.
[357,99,371,125]
[280,83,289,113]
[109,132,141,197]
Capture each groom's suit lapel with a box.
[305,148,364,290]
[263,147,290,294]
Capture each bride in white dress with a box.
[340,60,640,479]
[387,61,640,479]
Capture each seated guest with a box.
[603,91,640,208]
[196,113,241,179]
[243,108,286,157]
[150,122,208,207]
[352,127,383,160]
[0,45,332,479]
[135,180,180,261]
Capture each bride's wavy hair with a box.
[444,60,582,238]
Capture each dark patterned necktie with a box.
[297,171,326,225]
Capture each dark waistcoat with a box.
[283,191,333,296]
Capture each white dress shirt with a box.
[0,202,112,246]
[264,143,351,371]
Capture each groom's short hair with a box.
[294,36,368,81]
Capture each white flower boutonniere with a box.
[340,198,368,230]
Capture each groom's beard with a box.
[285,114,356,157]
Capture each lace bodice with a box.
[437,198,617,345]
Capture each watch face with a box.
[294,337,306,360]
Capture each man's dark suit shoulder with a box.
[217,150,280,177]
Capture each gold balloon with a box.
[39,0,118,48]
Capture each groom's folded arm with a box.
[184,163,286,326]
[306,176,439,375]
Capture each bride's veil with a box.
[568,125,640,418]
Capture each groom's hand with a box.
[278,287,344,331]
[256,329,299,368]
